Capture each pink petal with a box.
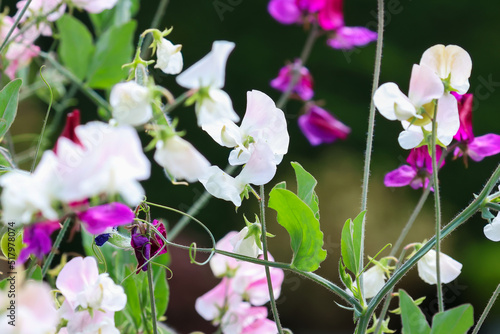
[318,0,344,31]
[408,64,444,108]
[298,105,350,145]
[326,26,377,50]
[467,134,500,162]
[268,0,302,24]
[452,92,474,142]
[56,257,99,309]
[78,203,135,234]
[383,165,416,188]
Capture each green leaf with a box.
[340,211,365,275]
[291,162,320,219]
[152,254,170,319]
[30,266,43,281]
[430,304,473,334]
[89,0,140,36]
[121,266,143,330]
[56,15,95,81]
[0,79,22,139]
[268,187,327,272]
[86,20,137,89]
[399,290,431,334]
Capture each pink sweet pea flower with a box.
[18,220,61,263]
[77,202,135,234]
[326,26,378,50]
[221,303,274,334]
[270,60,314,101]
[452,93,500,164]
[195,277,242,323]
[131,219,168,273]
[298,105,350,145]
[209,231,240,277]
[70,0,119,13]
[384,146,444,191]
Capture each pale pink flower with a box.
[70,0,119,13]
[210,231,241,277]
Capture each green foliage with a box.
[30,266,43,281]
[291,162,320,219]
[430,304,474,334]
[269,180,326,272]
[89,0,140,36]
[399,290,431,334]
[340,211,365,275]
[86,21,137,89]
[57,15,95,81]
[0,79,22,140]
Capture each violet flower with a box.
[18,220,61,263]
[78,202,135,235]
[131,219,167,273]
[384,146,444,190]
[298,105,350,145]
[270,60,314,101]
[452,92,500,164]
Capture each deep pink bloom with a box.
[18,220,61,263]
[384,146,444,190]
[78,203,135,234]
[326,26,378,50]
[317,0,344,30]
[298,105,350,145]
[268,0,302,24]
[131,219,167,273]
[270,60,314,101]
[452,92,500,163]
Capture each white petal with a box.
[408,64,444,107]
[435,93,460,146]
[230,226,262,258]
[199,166,245,206]
[195,88,239,126]
[209,231,240,276]
[154,38,183,75]
[484,215,500,241]
[373,82,416,121]
[398,123,424,149]
[236,142,277,186]
[176,40,235,89]
[417,250,462,285]
[362,266,386,299]
[201,119,243,148]
[110,81,152,126]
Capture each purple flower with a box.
[19,220,61,263]
[78,203,135,235]
[268,0,302,24]
[384,146,444,190]
[298,105,350,145]
[326,26,378,50]
[131,219,167,273]
[270,60,314,101]
[452,92,500,164]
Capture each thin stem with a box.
[356,163,500,333]
[42,217,71,278]
[471,283,500,334]
[359,0,385,302]
[431,110,444,312]
[276,23,319,109]
[259,185,284,333]
[146,243,159,334]
[39,52,112,113]
[140,0,170,58]
[0,0,32,53]
[169,165,237,241]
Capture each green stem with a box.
[471,283,500,334]
[356,163,500,333]
[146,244,159,334]
[431,109,444,312]
[259,185,284,333]
[140,0,170,58]
[41,217,71,278]
[485,202,500,212]
[276,22,318,109]
[38,52,112,113]
[359,0,385,302]
[0,0,32,53]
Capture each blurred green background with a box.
[5,0,500,333]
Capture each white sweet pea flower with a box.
[110,81,153,126]
[484,213,500,242]
[55,122,151,205]
[361,265,386,299]
[70,0,119,13]
[199,166,245,207]
[176,41,239,126]
[420,44,472,94]
[230,220,263,258]
[417,249,462,285]
[155,38,183,75]
[154,135,211,183]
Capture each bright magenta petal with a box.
[78,203,135,234]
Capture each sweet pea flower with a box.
[176,41,239,127]
[484,213,500,242]
[210,231,240,277]
[0,281,58,334]
[420,44,472,94]
[221,303,276,334]
[58,306,118,334]
[195,277,242,323]
[298,105,350,145]
[417,249,462,285]
[69,0,119,13]
[56,256,127,312]
[16,0,65,23]
[230,220,263,258]
[270,60,314,101]
[110,81,153,126]
[18,220,60,263]
[77,202,135,235]
[155,38,183,75]
[131,219,168,273]
[452,93,500,163]
[350,265,387,299]
[154,135,211,183]
[384,146,444,191]
[326,26,378,50]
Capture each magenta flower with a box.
[384,146,444,190]
[18,220,61,263]
[298,105,350,145]
[270,60,314,101]
[131,219,167,273]
[326,26,378,50]
[452,92,500,164]
[77,202,135,234]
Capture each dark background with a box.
[5,0,500,333]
